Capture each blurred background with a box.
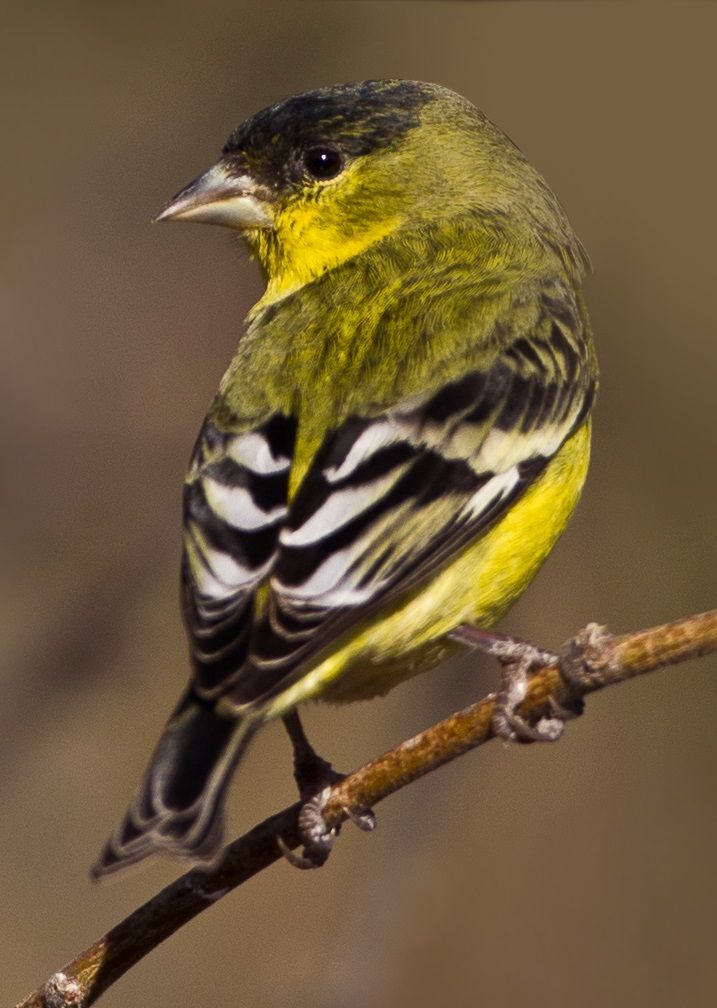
[3,2,716,1006]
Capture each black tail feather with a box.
[92,690,256,878]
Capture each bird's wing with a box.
[181,413,296,699]
[226,290,596,709]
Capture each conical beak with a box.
[154,162,273,230]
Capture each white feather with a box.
[280,465,409,546]
[275,542,380,606]
[226,431,289,474]
[324,420,401,483]
[463,467,520,519]
[204,477,286,530]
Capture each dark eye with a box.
[303,145,344,181]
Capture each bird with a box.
[92,79,597,877]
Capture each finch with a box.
[93,79,597,876]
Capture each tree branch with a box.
[16,609,717,1008]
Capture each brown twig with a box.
[16,609,717,1008]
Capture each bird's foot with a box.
[451,626,585,743]
[278,711,375,869]
[277,786,339,870]
[278,777,376,870]
[491,653,585,743]
[559,622,613,691]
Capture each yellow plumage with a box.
[285,421,590,709]
[93,79,597,876]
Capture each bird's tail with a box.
[91,690,257,878]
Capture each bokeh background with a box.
[3,2,716,1006]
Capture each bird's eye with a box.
[303,146,344,181]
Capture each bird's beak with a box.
[154,162,273,230]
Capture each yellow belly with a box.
[267,420,591,713]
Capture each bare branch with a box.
[16,609,717,1008]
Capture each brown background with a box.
[3,2,716,1006]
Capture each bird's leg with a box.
[450,625,585,743]
[277,709,375,869]
[284,707,341,795]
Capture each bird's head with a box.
[157,80,583,301]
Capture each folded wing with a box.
[227,291,595,708]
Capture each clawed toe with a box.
[491,643,560,743]
[491,677,586,742]
[454,625,587,744]
[492,702,565,743]
[343,804,376,832]
[277,787,376,869]
[279,711,376,869]
[278,787,338,869]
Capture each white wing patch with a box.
[324,419,403,483]
[203,477,287,530]
[186,525,263,599]
[276,543,380,606]
[462,466,520,519]
[226,431,290,474]
[478,411,581,473]
[280,463,411,547]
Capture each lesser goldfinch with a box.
[93,80,597,877]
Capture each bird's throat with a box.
[249,209,401,308]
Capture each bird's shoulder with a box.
[220,220,587,433]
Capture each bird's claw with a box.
[278,786,339,869]
[277,777,376,869]
[343,804,376,832]
[559,622,611,691]
[491,640,588,743]
[492,701,565,743]
[453,625,587,744]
